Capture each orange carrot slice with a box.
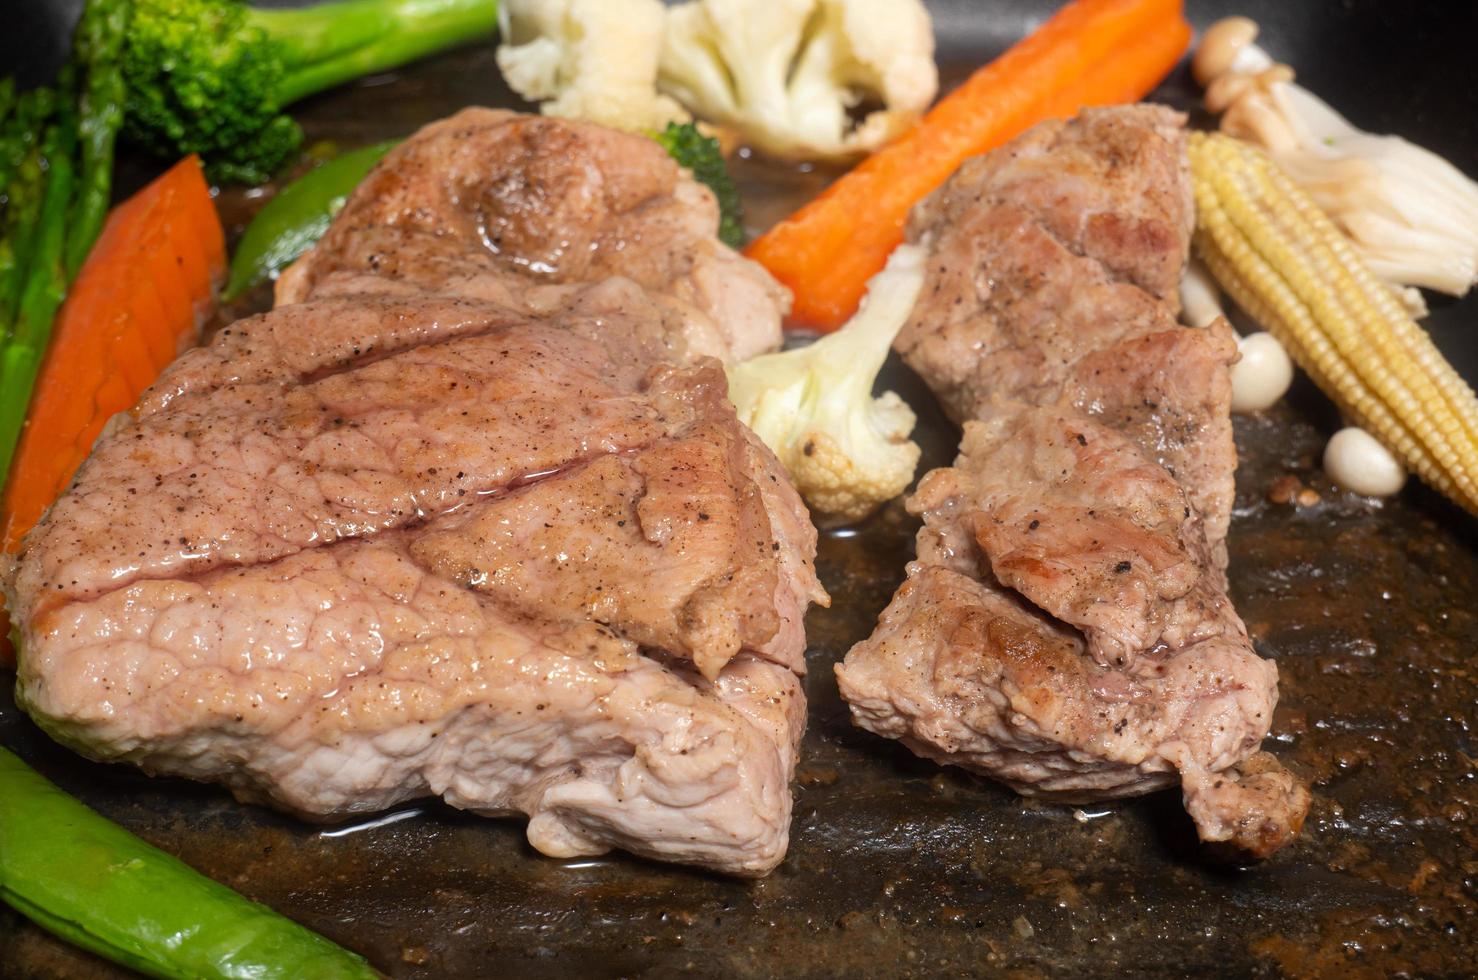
[0,156,223,665]
[746,0,1192,330]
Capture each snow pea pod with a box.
[224,139,397,301]
[0,746,380,979]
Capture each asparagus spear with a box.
[1,0,131,483]
[0,77,15,150]
[0,79,35,212]
[0,73,77,481]
[0,87,56,333]
[65,0,129,278]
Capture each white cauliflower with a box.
[496,0,689,133]
[658,0,937,162]
[727,245,926,524]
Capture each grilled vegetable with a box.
[496,0,687,133]
[0,73,79,485]
[225,140,396,300]
[658,0,938,162]
[1324,426,1407,498]
[1189,131,1478,513]
[745,0,1192,330]
[727,244,924,523]
[0,155,224,669]
[651,121,744,248]
[0,77,20,190]
[122,0,498,183]
[66,0,130,277]
[0,87,56,329]
[1195,16,1478,306]
[0,0,130,485]
[0,747,378,980]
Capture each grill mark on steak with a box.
[838,106,1309,858]
[18,319,703,611]
[4,110,825,875]
[952,409,1244,670]
[139,278,693,419]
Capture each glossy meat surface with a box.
[839,106,1308,857]
[278,109,789,363]
[4,112,823,875]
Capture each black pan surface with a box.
[3,2,1477,976]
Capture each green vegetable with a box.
[652,121,745,248]
[122,0,499,184]
[225,139,397,300]
[0,83,29,214]
[0,73,78,482]
[0,87,57,330]
[0,0,130,486]
[0,746,380,980]
[0,77,15,137]
[66,0,130,278]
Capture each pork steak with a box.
[4,111,826,875]
[838,106,1309,857]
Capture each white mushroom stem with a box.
[1179,257,1223,328]
[1194,16,1478,303]
[1179,261,1293,413]
[1324,426,1407,498]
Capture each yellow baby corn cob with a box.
[1189,131,1478,514]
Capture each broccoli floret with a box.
[653,121,744,249]
[727,244,926,524]
[122,0,498,184]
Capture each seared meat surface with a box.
[278,109,788,363]
[894,107,1191,418]
[5,111,825,875]
[838,106,1308,857]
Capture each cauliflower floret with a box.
[659,0,937,162]
[496,0,690,132]
[727,245,926,524]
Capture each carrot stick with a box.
[746,0,1192,331]
[0,156,222,666]
[1053,12,1193,115]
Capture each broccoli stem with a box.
[252,0,499,107]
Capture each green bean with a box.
[0,747,381,980]
[224,139,398,300]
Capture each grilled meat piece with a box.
[894,106,1192,419]
[4,112,825,875]
[278,108,788,364]
[839,106,1308,858]
[940,409,1243,672]
[1060,323,1239,561]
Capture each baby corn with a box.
[1189,131,1478,513]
